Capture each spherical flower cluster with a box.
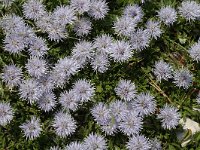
[70,0,91,14]
[74,17,92,37]
[150,138,162,150]
[0,102,14,126]
[83,133,107,150]
[126,135,151,150]
[20,116,42,140]
[88,0,109,20]
[1,64,23,89]
[153,60,173,82]
[132,92,157,116]
[178,1,200,21]
[115,79,137,101]
[173,68,193,89]
[157,104,181,130]
[52,112,77,138]
[109,40,133,62]
[146,20,162,39]
[157,6,177,25]
[65,141,83,150]
[188,40,200,62]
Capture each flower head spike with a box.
[70,0,91,14]
[157,104,180,130]
[157,6,177,25]
[20,116,42,140]
[74,17,92,37]
[146,20,162,39]
[83,133,107,150]
[0,102,14,126]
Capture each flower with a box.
[146,20,162,39]
[153,60,173,82]
[126,135,151,150]
[22,0,46,20]
[59,90,79,111]
[115,79,137,101]
[109,40,133,62]
[83,133,107,150]
[74,17,92,37]
[70,0,91,14]
[119,111,143,136]
[19,79,42,104]
[123,4,143,23]
[25,57,47,78]
[188,40,200,62]
[178,1,200,21]
[157,6,177,25]
[132,92,156,116]
[130,29,150,51]
[0,102,14,126]
[52,112,77,138]
[150,138,162,150]
[173,68,193,89]
[113,16,136,37]
[88,0,109,20]
[1,64,22,88]
[1,0,16,7]
[65,141,83,150]
[157,104,181,130]
[20,116,42,140]
[72,79,95,103]
[37,92,57,112]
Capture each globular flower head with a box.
[71,41,94,66]
[0,102,14,126]
[109,40,133,62]
[74,17,92,37]
[173,68,193,89]
[157,104,181,130]
[119,111,143,136]
[93,34,113,55]
[90,53,110,73]
[123,4,144,23]
[188,40,200,62]
[3,33,25,54]
[146,20,162,39]
[72,79,95,103]
[109,100,128,123]
[126,135,151,150]
[22,0,46,20]
[88,0,109,20]
[150,138,162,150]
[115,79,137,101]
[157,6,177,25]
[130,29,150,51]
[59,90,79,111]
[28,36,49,57]
[113,16,136,37]
[19,79,42,104]
[65,141,83,150]
[91,102,111,125]
[153,60,173,82]
[20,116,42,140]
[70,0,91,14]
[132,92,157,116]
[1,64,22,88]
[25,57,47,78]
[37,74,55,93]
[52,5,77,25]
[178,1,200,21]
[83,133,107,150]
[37,92,57,112]
[52,112,77,138]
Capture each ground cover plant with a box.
[0,0,200,149]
